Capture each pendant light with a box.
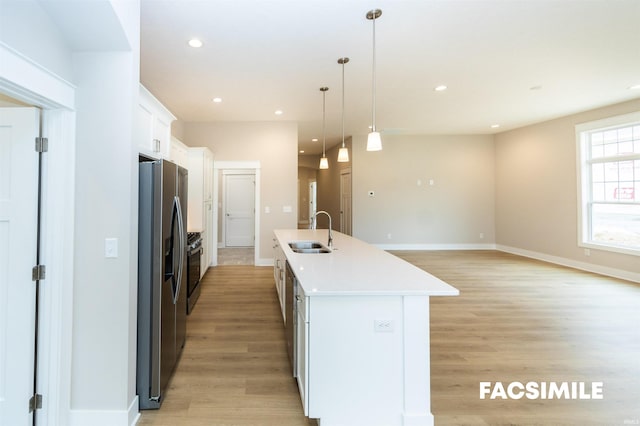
[319,87,329,169]
[366,9,382,151]
[337,57,350,162]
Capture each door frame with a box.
[1,44,76,425]
[340,168,352,235]
[222,170,256,248]
[212,161,261,266]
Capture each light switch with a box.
[105,238,118,258]
[265,206,271,214]
[282,205,292,213]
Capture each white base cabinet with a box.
[272,238,286,323]
[295,294,434,426]
[295,283,309,415]
[273,229,457,426]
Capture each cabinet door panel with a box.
[137,103,155,154]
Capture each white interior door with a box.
[0,107,40,425]
[224,173,255,247]
[340,169,352,235]
[309,181,317,224]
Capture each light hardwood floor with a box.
[138,251,640,426]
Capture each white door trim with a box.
[213,161,261,266]
[222,170,256,247]
[340,168,352,235]
[0,43,76,426]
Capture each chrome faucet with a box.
[312,210,333,249]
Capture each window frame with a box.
[576,111,640,257]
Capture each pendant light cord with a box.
[371,14,376,132]
[322,88,327,157]
[341,61,346,147]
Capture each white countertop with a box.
[274,229,459,297]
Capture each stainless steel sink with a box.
[289,241,323,249]
[288,241,331,253]
[291,247,331,254]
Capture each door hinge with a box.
[32,265,46,281]
[35,137,48,153]
[29,394,43,412]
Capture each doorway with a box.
[308,180,317,227]
[1,44,77,426]
[223,171,255,247]
[213,162,261,266]
[340,168,352,235]
[0,106,40,425]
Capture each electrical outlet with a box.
[374,319,394,332]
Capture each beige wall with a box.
[495,98,640,275]
[183,121,298,263]
[352,134,496,246]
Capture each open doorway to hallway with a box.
[213,162,261,266]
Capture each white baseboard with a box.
[375,243,496,251]
[496,244,640,283]
[69,396,139,426]
[257,257,274,267]
[372,242,639,283]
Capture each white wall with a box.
[1,1,141,424]
[495,98,640,277]
[0,0,73,81]
[352,134,496,248]
[71,50,138,418]
[183,121,298,263]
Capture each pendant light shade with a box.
[366,9,383,152]
[367,131,382,151]
[319,156,329,169]
[319,87,329,170]
[337,57,350,162]
[337,146,350,162]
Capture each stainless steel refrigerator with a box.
[137,159,188,409]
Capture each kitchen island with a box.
[273,229,459,426]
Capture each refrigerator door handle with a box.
[173,195,185,304]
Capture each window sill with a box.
[579,241,640,257]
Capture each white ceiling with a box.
[140,0,640,155]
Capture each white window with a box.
[576,112,640,256]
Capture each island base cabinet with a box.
[306,295,434,426]
[295,284,309,414]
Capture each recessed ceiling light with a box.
[491,124,500,128]
[188,38,203,48]
[275,110,283,115]
[212,97,222,103]
[434,85,447,92]
[629,84,640,90]
[299,150,305,153]
[311,138,318,142]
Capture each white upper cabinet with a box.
[170,136,189,169]
[137,84,176,159]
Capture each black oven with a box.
[186,232,203,314]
